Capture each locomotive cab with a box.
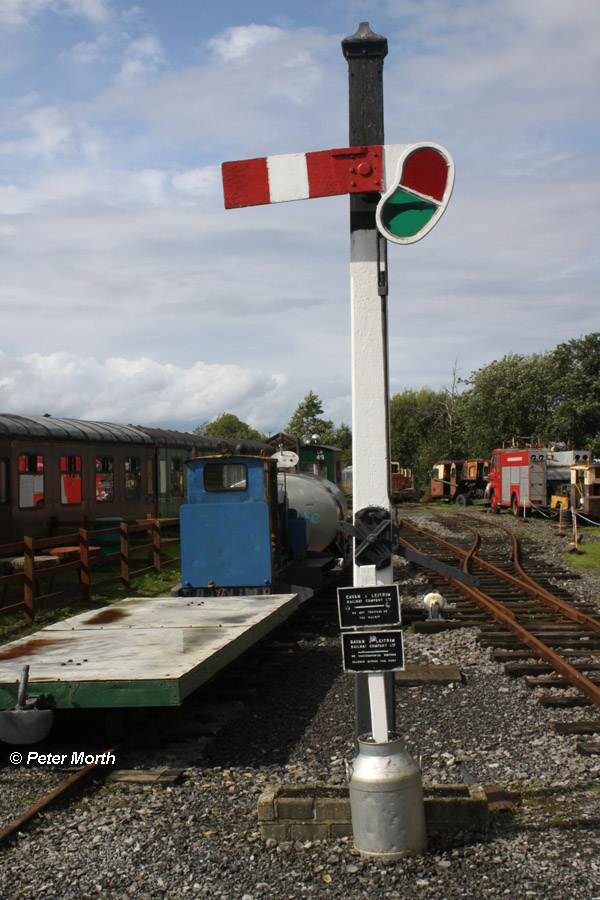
[180,454,286,595]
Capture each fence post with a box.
[79,527,91,603]
[153,519,162,574]
[23,536,36,622]
[120,521,130,590]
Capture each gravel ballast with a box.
[1,513,600,899]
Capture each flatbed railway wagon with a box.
[488,446,591,515]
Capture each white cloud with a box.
[0,105,73,157]
[63,33,110,65]
[208,24,286,61]
[0,0,50,27]
[89,25,338,152]
[0,0,110,28]
[117,33,166,87]
[0,351,289,432]
[62,0,109,23]
[171,167,220,199]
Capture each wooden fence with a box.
[0,518,180,623]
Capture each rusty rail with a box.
[397,515,600,710]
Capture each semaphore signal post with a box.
[221,21,454,857]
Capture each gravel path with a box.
[1,513,600,899]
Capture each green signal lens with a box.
[380,187,437,238]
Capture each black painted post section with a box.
[342,23,396,742]
[342,22,387,233]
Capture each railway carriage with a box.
[0,414,271,543]
[0,415,156,543]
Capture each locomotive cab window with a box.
[18,453,44,509]
[60,455,82,505]
[95,456,114,503]
[0,458,8,504]
[204,463,247,492]
[125,456,141,500]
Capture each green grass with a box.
[0,543,182,644]
[562,540,600,570]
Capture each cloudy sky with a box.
[0,0,598,435]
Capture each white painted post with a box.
[350,229,393,589]
[357,563,390,742]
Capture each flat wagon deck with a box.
[0,593,299,710]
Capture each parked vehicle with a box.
[390,461,416,502]
[570,460,600,521]
[487,444,590,515]
[430,458,490,506]
[177,452,347,596]
[429,459,464,502]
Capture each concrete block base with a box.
[258,783,489,842]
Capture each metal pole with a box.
[342,22,395,743]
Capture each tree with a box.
[389,387,450,486]
[286,391,352,464]
[548,333,600,446]
[459,352,555,455]
[194,413,264,441]
[287,391,336,445]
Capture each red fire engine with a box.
[487,446,591,515]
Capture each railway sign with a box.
[338,584,401,629]
[341,629,405,673]
[222,142,454,246]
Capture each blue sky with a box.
[0,0,598,435]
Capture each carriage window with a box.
[18,454,44,509]
[60,455,82,505]
[159,459,167,495]
[171,458,184,497]
[95,456,114,503]
[204,463,247,492]
[147,458,154,499]
[125,456,141,500]
[0,458,8,504]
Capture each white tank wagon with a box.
[278,471,348,553]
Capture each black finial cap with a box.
[342,22,388,59]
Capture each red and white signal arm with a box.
[222,142,454,245]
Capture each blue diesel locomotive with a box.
[177,453,347,597]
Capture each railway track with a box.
[3,518,600,845]
[397,512,600,749]
[0,574,346,845]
